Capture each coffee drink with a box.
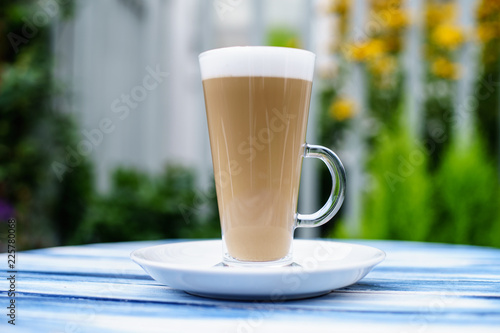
[203,76,312,261]
[199,46,345,266]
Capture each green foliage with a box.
[360,125,435,241]
[72,166,220,244]
[433,135,500,247]
[338,121,500,248]
[0,0,90,249]
[475,69,499,166]
[317,87,352,148]
[266,26,301,48]
[1,1,220,248]
[423,80,455,168]
[318,2,500,248]
[366,59,405,132]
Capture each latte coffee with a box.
[203,76,312,261]
[199,46,345,266]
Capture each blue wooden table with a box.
[1,239,499,332]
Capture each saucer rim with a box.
[130,239,386,275]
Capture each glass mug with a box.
[199,46,346,267]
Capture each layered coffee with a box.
[202,76,312,261]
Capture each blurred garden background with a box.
[1,0,499,251]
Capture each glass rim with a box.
[198,46,315,60]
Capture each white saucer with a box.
[131,240,385,301]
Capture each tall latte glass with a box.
[199,46,346,267]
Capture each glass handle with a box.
[296,144,346,228]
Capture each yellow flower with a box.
[371,0,403,12]
[329,97,357,121]
[329,0,350,15]
[431,57,460,80]
[384,34,402,52]
[347,39,386,62]
[431,24,465,50]
[477,0,500,21]
[368,56,397,76]
[477,24,497,43]
[371,7,409,30]
[425,3,456,28]
[385,9,409,29]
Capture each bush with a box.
[360,125,435,241]
[433,135,500,247]
[0,0,90,250]
[72,166,220,244]
[343,124,500,248]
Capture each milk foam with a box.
[199,46,315,81]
